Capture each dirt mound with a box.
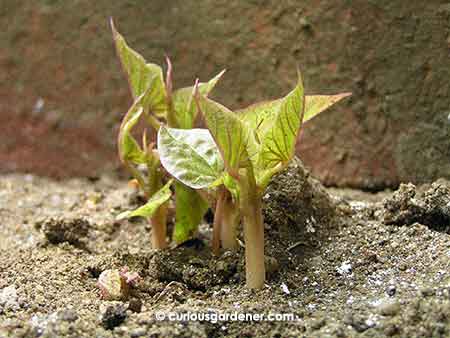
[382,180,450,233]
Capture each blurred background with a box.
[1,1,449,189]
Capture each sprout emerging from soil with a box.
[111,19,225,248]
[158,73,350,288]
[110,19,349,289]
[157,126,240,255]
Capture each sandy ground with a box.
[0,165,449,338]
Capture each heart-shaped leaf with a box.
[195,93,257,176]
[258,74,305,170]
[111,20,167,117]
[158,126,224,189]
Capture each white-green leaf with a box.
[304,93,351,122]
[158,126,224,189]
[116,180,173,220]
[172,182,208,243]
[172,70,225,129]
[118,93,146,164]
[196,95,256,176]
[111,20,167,117]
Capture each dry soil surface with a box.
[0,166,449,337]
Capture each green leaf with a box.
[158,126,224,189]
[258,74,305,170]
[197,69,226,96]
[118,94,147,164]
[239,94,350,140]
[223,173,240,200]
[172,182,208,243]
[116,180,173,220]
[238,99,282,143]
[304,93,351,122]
[196,94,256,176]
[172,70,226,129]
[111,20,167,117]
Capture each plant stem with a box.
[220,191,239,251]
[240,170,265,289]
[150,204,168,249]
[147,161,168,249]
[212,187,226,255]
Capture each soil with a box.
[0,160,449,338]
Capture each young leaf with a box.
[118,94,147,164]
[223,173,240,200]
[196,69,226,97]
[195,92,256,176]
[239,94,350,140]
[172,70,226,129]
[172,182,209,243]
[158,126,224,189]
[238,99,282,142]
[111,20,167,117]
[258,74,305,170]
[116,180,173,220]
[304,93,351,122]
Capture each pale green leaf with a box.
[238,99,282,143]
[158,126,224,189]
[197,69,226,96]
[116,180,173,220]
[239,94,350,140]
[172,182,208,243]
[111,20,167,117]
[304,93,351,122]
[118,94,146,164]
[223,173,240,200]
[196,95,257,175]
[258,74,304,170]
[172,70,225,129]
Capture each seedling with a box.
[158,72,350,288]
[157,126,240,255]
[111,19,225,248]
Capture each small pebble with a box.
[0,285,20,311]
[337,261,352,275]
[128,298,142,313]
[100,302,127,330]
[310,317,326,330]
[384,323,400,336]
[130,327,146,338]
[377,300,400,316]
[386,285,396,297]
[57,308,78,322]
[280,283,290,295]
[344,313,371,333]
[419,287,435,297]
